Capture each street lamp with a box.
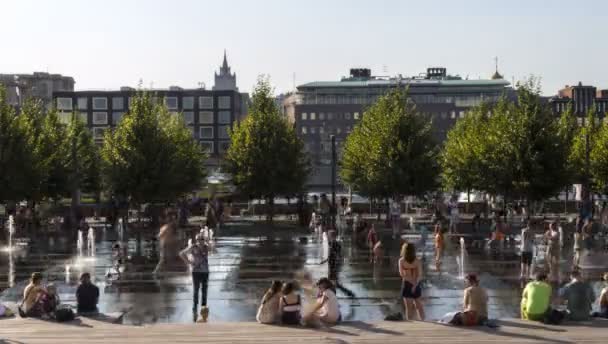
[330,135,336,228]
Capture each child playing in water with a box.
[434,223,445,272]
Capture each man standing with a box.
[559,270,595,321]
[180,233,210,322]
[390,197,401,239]
[321,230,355,298]
[520,220,535,280]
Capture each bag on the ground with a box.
[384,312,403,321]
[55,307,75,322]
[543,309,565,325]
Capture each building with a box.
[0,72,74,107]
[550,82,608,125]
[52,54,248,169]
[284,67,511,190]
[213,50,238,91]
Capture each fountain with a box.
[65,265,71,283]
[87,227,96,256]
[6,215,15,252]
[77,229,84,258]
[118,218,124,242]
[458,237,467,279]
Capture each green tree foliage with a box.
[442,78,574,202]
[101,92,206,206]
[570,108,599,192]
[341,88,439,199]
[0,86,31,203]
[589,110,608,193]
[224,77,310,218]
[65,112,102,196]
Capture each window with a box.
[199,111,214,124]
[218,96,231,109]
[218,111,231,124]
[200,141,214,154]
[302,126,307,134]
[218,141,230,154]
[319,113,325,120]
[79,112,88,124]
[346,126,352,133]
[310,127,316,134]
[336,127,342,134]
[354,112,360,120]
[310,112,316,120]
[112,112,124,125]
[319,126,325,134]
[128,97,134,109]
[56,97,73,110]
[112,97,124,110]
[92,97,108,110]
[165,97,178,110]
[199,96,214,109]
[327,112,334,120]
[183,96,194,110]
[93,112,108,125]
[443,111,449,119]
[458,111,465,118]
[58,112,71,124]
[93,127,107,140]
[301,113,308,120]
[183,111,194,125]
[218,125,230,139]
[200,126,214,139]
[345,112,351,120]
[77,97,88,110]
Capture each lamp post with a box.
[330,135,336,228]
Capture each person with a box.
[434,223,444,272]
[223,199,232,222]
[321,230,355,298]
[303,278,340,327]
[448,198,459,234]
[256,280,282,324]
[471,212,482,234]
[372,239,383,264]
[319,194,331,230]
[520,220,535,280]
[450,274,488,326]
[154,221,181,274]
[179,233,210,321]
[390,198,401,239]
[204,199,217,230]
[43,284,61,316]
[279,281,302,325]
[573,227,583,267]
[367,224,378,263]
[399,242,425,320]
[559,269,595,321]
[22,272,46,317]
[593,272,608,318]
[544,222,561,281]
[76,272,99,314]
[521,272,552,321]
[582,218,594,252]
[490,217,506,253]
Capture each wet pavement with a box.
[1,220,607,324]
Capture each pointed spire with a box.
[222,49,229,70]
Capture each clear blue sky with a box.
[2,0,607,95]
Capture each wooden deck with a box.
[0,318,606,343]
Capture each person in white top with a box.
[303,278,340,327]
[390,198,401,239]
[520,220,535,280]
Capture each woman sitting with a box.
[279,282,302,325]
[42,284,61,316]
[256,280,282,324]
[303,278,341,327]
[593,272,608,318]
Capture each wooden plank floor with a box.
[0,318,607,344]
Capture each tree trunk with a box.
[467,189,471,214]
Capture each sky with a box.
[2,0,607,95]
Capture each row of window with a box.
[555,101,608,113]
[200,141,231,154]
[300,112,360,121]
[298,94,492,106]
[301,126,351,135]
[56,95,232,111]
[58,111,232,125]
[86,125,231,141]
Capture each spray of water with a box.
[459,237,466,279]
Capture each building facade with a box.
[550,82,608,124]
[0,72,74,108]
[284,67,511,190]
[52,54,248,168]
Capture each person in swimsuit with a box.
[398,242,425,320]
[434,223,444,272]
[279,281,302,325]
[544,222,560,281]
[573,227,582,268]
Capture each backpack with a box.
[55,307,75,322]
[543,309,565,325]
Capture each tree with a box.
[589,109,608,194]
[442,78,574,210]
[341,88,439,201]
[570,108,600,195]
[101,92,206,209]
[224,77,310,221]
[0,86,31,204]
